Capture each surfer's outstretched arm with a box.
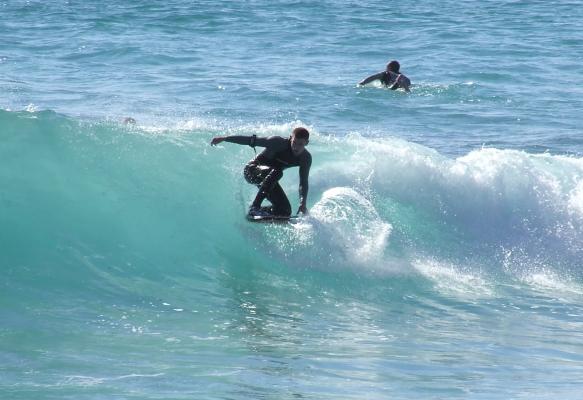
[210,135,274,147]
[210,136,227,146]
[358,72,384,86]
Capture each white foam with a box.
[520,269,583,297]
[568,180,583,216]
[310,187,392,265]
[269,187,391,271]
[412,258,494,298]
[320,136,583,251]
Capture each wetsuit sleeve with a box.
[224,135,276,148]
[298,153,312,207]
[359,71,384,86]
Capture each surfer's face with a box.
[291,135,308,156]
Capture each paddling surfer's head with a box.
[386,60,400,74]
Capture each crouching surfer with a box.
[210,127,311,218]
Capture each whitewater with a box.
[2,1,583,399]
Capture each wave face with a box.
[2,110,583,399]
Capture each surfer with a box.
[358,60,411,92]
[210,127,312,218]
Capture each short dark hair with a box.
[387,60,400,73]
[292,127,310,140]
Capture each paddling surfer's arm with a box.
[358,71,384,86]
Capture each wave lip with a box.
[310,187,392,266]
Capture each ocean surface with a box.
[2,1,583,399]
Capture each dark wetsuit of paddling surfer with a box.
[222,135,311,217]
[358,60,411,92]
[379,71,410,88]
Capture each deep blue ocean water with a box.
[2,1,583,399]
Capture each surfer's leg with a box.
[244,163,266,185]
[266,183,291,217]
[250,168,283,210]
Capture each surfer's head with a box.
[386,60,400,73]
[291,127,309,156]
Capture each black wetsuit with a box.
[224,135,312,216]
[379,71,411,88]
[379,71,396,86]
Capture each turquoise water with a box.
[2,1,583,399]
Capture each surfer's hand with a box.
[211,136,226,146]
[297,205,308,215]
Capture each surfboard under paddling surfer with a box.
[210,127,311,218]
